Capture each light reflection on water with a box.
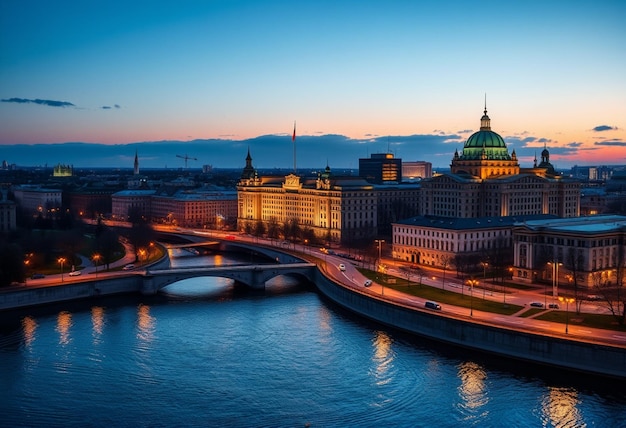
[0,253,624,427]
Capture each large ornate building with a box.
[420,107,580,218]
[237,149,378,245]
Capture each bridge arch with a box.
[141,263,317,294]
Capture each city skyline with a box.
[1,0,625,169]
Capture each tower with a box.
[134,150,139,175]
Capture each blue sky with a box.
[1,0,625,169]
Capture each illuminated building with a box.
[237,149,377,245]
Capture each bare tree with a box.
[565,247,585,313]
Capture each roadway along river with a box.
[1,250,625,427]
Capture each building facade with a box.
[237,150,377,244]
[512,215,626,288]
[12,186,62,218]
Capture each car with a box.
[338,263,346,271]
[548,303,559,309]
[122,264,135,270]
[363,280,372,287]
[68,270,82,276]
[587,294,602,301]
[425,301,442,310]
[31,273,45,279]
[529,302,544,308]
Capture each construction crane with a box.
[176,154,197,169]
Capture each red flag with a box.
[292,122,296,142]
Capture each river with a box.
[1,251,624,427]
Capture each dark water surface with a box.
[1,252,625,427]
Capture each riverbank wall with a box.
[313,269,626,380]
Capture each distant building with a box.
[0,188,16,232]
[134,150,139,175]
[402,161,432,180]
[151,188,237,228]
[111,190,155,221]
[12,185,62,218]
[359,153,402,184]
[53,164,73,177]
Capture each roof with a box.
[515,215,626,234]
[394,214,558,231]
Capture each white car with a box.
[69,270,82,276]
[363,280,372,287]
[122,264,135,270]
[338,264,346,271]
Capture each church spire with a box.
[133,150,139,175]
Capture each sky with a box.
[1,0,625,170]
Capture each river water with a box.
[1,251,625,427]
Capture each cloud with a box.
[567,142,584,148]
[593,125,617,132]
[1,97,75,107]
[594,140,626,147]
[101,104,121,110]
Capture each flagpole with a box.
[292,121,296,174]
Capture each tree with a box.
[0,241,25,287]
[253,220,266,241]
[565,247,585,313]
[440,255,453,291]
[127,222,157,262]
[267,217,280,241]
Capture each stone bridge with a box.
[140,262,318,294]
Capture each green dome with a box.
[459,108,512,160]
[465,129,506,149]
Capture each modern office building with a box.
[359,153,402,184]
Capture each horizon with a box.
[1,1,625,169]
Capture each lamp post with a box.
[93,254,101,279]
[467,279,478,317]
[558,296,575,334]
[58,257,66,282]
[482,262,488,299]
[548,261,562,303]
[374,239,385,272]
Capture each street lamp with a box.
[58,257,66,282]
[374,239,385,271]
[482,262,488,299]
[93,254,101,279]
[467,279,478,317]
[548,261,562,303]
[558,296,575,334]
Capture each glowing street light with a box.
[481,262,488,299]
[93,253,101,279]
[558,296,575,334]
[547,260,562,302]
[467,279,478,317]
[374,239,385,271]
[58,257,66,282]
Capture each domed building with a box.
[450,107,520,179]
[419,105,580,219]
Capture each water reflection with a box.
[372,330,394,386]
[91,306,105,343]
[56,311,72,346]
[136,304,155,343]
[542,387,584,428]
[457,361,489,419]
[21,316,37,349]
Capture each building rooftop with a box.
[516,215,626,234]
[394,214,557,231]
